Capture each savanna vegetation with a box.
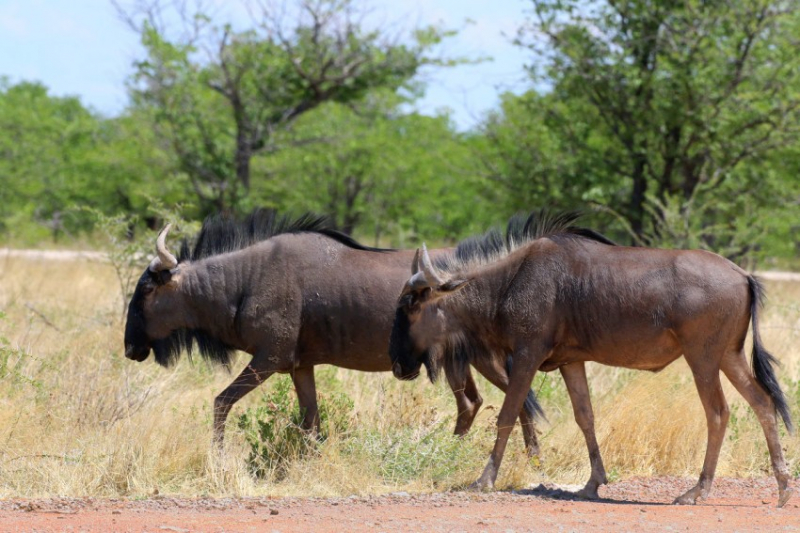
[1,0,799,498]
[0,253,798,497]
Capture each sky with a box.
[0,0,534,129]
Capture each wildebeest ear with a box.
[439,279,469,293]
[149,268,174,285]
[414,287,434,303]
[155,269,173,285]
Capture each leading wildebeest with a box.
[390,211,793,507]
[124,210,539,450]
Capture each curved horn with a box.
[420,243,444,286]
[411,248,420,276]
[149,223,178,272]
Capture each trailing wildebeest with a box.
[390,211,793,507]
[124,210,539,450]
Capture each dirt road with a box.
[1,477,798,532]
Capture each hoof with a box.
[673,485,706,506]
[526,443,542,458]
[575,488,600,500]
[778,487,794,508]
[672,495,697,505]
[468,480,493,492]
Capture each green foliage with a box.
[259,95,486,244]
[350,422,479,485]
[478,91,622,216]
[0,78,182,245]
[236,374,354,479]
[2,1,800,264]
[0,79,98,241]
[507,0,800,254]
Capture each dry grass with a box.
[0,254,797,498]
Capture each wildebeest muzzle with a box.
[392,360,421,381]
[389,307,424,380]
[125,343,151,362]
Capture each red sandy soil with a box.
[0,477,798,532]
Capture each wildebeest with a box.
[124,210,539,450]
[390,211,793,507]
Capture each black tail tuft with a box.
[748,276,793,433]
[507,355,547,422]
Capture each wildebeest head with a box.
[389,244,469,381]
[124,224,180,363]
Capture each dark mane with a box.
[435,210,615,272]
[178,208,390,263]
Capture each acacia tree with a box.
[116,0,453,214]
[517,0,800,243]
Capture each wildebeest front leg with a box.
[292,367,320,434]
[673,367,729,505]
[447,367,483,436]
[471,357,540,457]
[213,362,274,447]
[560,362,607,499]
[472,345,545,490]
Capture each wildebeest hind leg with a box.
[560,362,607,499]
[213,362,275,447]
[447,367,483,436]
[673,364,729,505]
[721,350,792,507]
[292,367,320,435]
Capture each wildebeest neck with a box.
[441,267,514,350]
[151,252,254,367]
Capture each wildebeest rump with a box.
[390,211,793,507]
[124,210,539,448]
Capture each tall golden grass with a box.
[0,254,797,498]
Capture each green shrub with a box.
[351,422,480,486]
[236,375,354,479]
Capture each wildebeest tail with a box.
[507,355,546,422]
[748,276,793,433]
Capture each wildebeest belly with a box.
[296,340,393,371]
[295,301,394,371]
[548,327,683,372]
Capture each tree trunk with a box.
[629,157,648,243]
[235,130,252,192]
